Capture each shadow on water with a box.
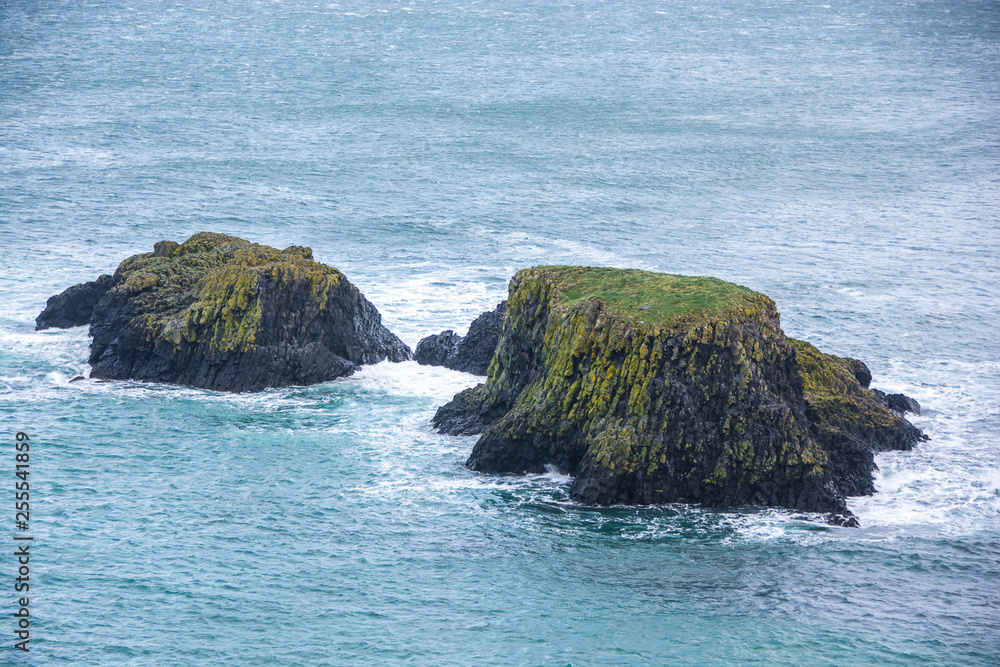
[483,481,834,544]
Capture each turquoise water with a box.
[2,0,999,664]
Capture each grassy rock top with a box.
[111,232,343,354]
[528,266,767,330]
[452,264,836,510]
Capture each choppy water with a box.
[2,0,999,664]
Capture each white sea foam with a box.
[350,271,508,347]
[847,363,1000,536]
[0,326,91,377]
[352,360,482,401]
[491,229,631,269]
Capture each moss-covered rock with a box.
[789,339,926,497]
[41,232,410,392]
[433,266,925,518]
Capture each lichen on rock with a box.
[40,232,410,392]
[433,266,926,520]
[789,339,926,497]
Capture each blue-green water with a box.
[2,0,999,664]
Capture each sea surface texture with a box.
[2,1,999,664]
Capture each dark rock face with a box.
[414,331,462,368]
[873,390,921,415]
[431,385,490,436]
[39,232,411,392]
[433,266,927,521]
[415,301,506,375]
[843,357,872,388]
[36,274,117,330]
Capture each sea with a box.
[1,0,998,664]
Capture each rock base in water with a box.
[36,274,116,330]
[414,301,506,375]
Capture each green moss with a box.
[789,338,903,432]
[109,232,344,354]
[535,265,765,328]
[790,339,859,400]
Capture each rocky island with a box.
[36,232,410,392]
[431,266,925,522]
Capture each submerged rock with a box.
[38,232,410,392]
[433,266,926,519]
[414,301,506,375]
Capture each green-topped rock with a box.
[38,232,410,392]
[553,266,759,325]
[433,266,925,521]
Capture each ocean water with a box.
[1,0,999,664]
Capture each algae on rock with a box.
[434,266,925,517]
[40,232,410,392]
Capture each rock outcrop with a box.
[433,266,926,519]
[36,274,116,330]
[414,301,506,375]
[875,390,921,415]
[37,232,410,392]
[790,340,926,498]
